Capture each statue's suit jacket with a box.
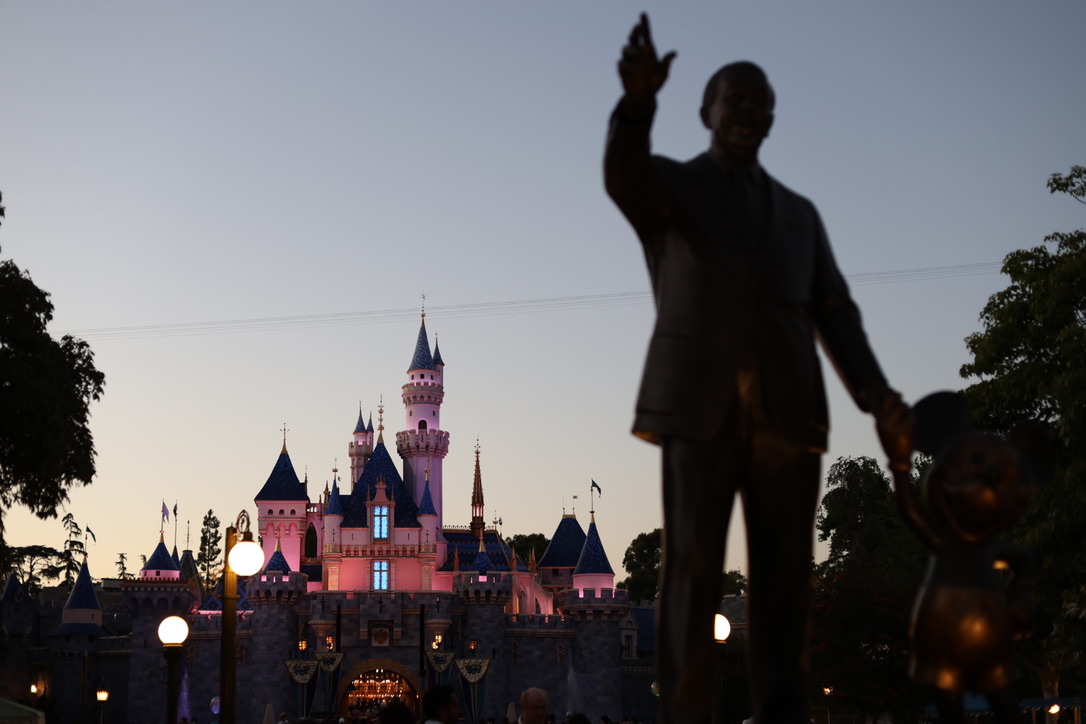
[604,102,888,450]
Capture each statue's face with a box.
[702,75,774,165]
[925,432,1030,541]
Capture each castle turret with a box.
[349,406,375,488]
[572,512,616,595]
[417,476,439,590]
[255,440,310,572]
[537,514,587,597]
[396,314,450,528]
[140,533,182,580]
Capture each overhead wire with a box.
[58,261,1003,342]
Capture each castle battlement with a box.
[504,612,574,631]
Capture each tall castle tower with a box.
[395,313,450,529]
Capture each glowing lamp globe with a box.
[714,613,731,643]
[228,538,265,576]
[158,615,189,646]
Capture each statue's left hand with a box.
[875,391,914,471]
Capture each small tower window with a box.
[374,506,389,541]
[419,420,427,430]
[373,560,389,590]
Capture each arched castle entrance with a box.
[337,658,423,718]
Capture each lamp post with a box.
[712,614,731,724]
[95,688,109,724]
[158,615,189,724]
[221,510,264,724]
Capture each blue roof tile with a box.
[417,479,437,516]
[264,550,292,574]
[144,539,180,572]
[408,321,434,371]
[199,575,254,612]
[438,531,528,572]
[433,340,444,366]
[353,409,368,434]
[2,574,26,603]
[255,450,310,502]
[326,480,345,516]
[538,515,587,568]
[574,518,615,575]
[471,548,493,575]
[342,441,420,528]
[65,561,102,611]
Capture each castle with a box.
[1,317,656,724]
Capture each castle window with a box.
[419,420,427,430]
[374,506,389,541]
[373,560,389,590]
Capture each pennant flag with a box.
[161,502,170,522]
[591,480,602,495]
[173,503,178,517]
[86,527,96,543]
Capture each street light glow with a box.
[157,616,190,646]
[714,614,731,642]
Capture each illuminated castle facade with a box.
[1,317,656,724]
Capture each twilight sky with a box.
[2,2,1083,579]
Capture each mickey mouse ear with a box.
[913,391,971,456]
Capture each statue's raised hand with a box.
[618,13,676,107]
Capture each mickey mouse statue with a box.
[877,391,1051,724]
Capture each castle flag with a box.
[591,480,602,495]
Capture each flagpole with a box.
[173,501,178,551]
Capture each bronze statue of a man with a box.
[604,15,907,724]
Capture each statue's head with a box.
[700,61,775,165]
[923,431,1032,543]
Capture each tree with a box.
[811,456,927,722]
[505,533,549,567]
[616,527,746,601]
[617,528,661,601]
[0,191,106,556]
[960,165,1086,700]
[1,544,64,596]
[61,512,85,585]
[197,509,222,590]
[115,552,131,580]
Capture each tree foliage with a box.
[115,552,132,580]
[960,165,1086,698]
[617,528,661,601]
[1,544,64,596]
[197,509,222,590]
[60,512,85,585]
[811,456,927,721]
[505,533,550,568]
[0,191,106,555]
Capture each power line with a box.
[58,261,1002,342]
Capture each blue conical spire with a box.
[574,514,615,575]
[353,406,367,434]
[408,317,435,371]
[433,337,444,366]
[417,478,437,516]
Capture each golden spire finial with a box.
[377,396,385,443]
[281,423,289,454]
[421,292,426,322]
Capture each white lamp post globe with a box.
[714,613,731,643]
[158,615,189,646]
[228,539,265,576]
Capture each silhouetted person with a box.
[422,686,461,724]
[518,689,548,724]
[604,13,906,724]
